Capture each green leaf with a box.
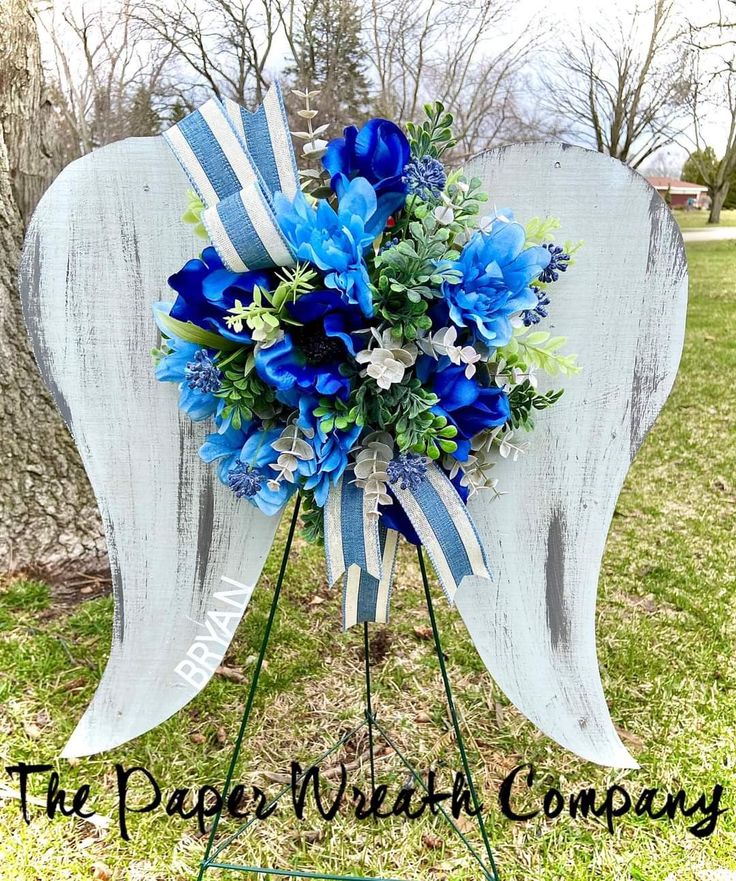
[157,311,239,351]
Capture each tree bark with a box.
[708,186,728,224]
[0,0,107,578]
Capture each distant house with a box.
[646,176,710,209]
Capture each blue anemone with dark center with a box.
[255,289,366,400]
[416,356,510,460]
[168,246,273,343]
[442,216,552,347]
[403,156,446,201]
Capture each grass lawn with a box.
[674,208,736,229]
[1,241,735,880]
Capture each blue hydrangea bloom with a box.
[323,119,410,221]
[442,217,552,347]
[274,178,384,317]
[168,246,272,343]
[154,326,219,421]
[295,397,362,507]
[416,356,510,460]
[255,289,364,399]
[199,424,295,516]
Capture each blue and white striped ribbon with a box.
[324,475,399,629]
[390,463,490,602]
[325,463,490,629]
[162,83,298,273]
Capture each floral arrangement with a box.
[154,92,579,548]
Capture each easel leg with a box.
[417,547,501,881]
[363,622,376,797]
[198,496,302,880]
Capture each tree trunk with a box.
[0,0,107,578]
[708,185,728,224]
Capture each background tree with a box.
[682,146,736,209]
[540,0,690,167]
[134,0,280,105]
[283,0,370,128]
[38,1,173,166]
[0,0,107,577]
[363,0,536,157]
[683,1,736,223]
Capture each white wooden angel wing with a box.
[457,144,687,768]
[20,138,282,758]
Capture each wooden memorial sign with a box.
[20,139,687,766]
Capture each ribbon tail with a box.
[391,463,491,602]
[341,526,398,630]
[324,476,399,629]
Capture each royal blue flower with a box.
[275,179,383,316]
[442,217,552,347]
[199,424,295,516]
[295,397,361,507]
[168,246,272,343]
[154,329,220,421]
[416,356,510,460]
[323,119,410,221]
[255,289,365,399]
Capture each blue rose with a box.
[442,216,551,348]
[275,178,383,316]
[323,119,410,221]
[416,356,510,460]
[255,289,365,400]
[168,246,272,343]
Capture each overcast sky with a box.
[42,0,731,171]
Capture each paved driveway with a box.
[682,226,736,243]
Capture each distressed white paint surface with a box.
[459,144,687,767]
[20,139,686,767]
[20,138,281,758]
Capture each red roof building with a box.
[646,177,710,209]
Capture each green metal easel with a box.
[197,496,500,881]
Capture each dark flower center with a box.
[290,324,346,366]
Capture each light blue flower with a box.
[274,177,384,317]
[199,424,296,516]
[154,323,219,421]
[442,216,551,348]
[296,397,361,507]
